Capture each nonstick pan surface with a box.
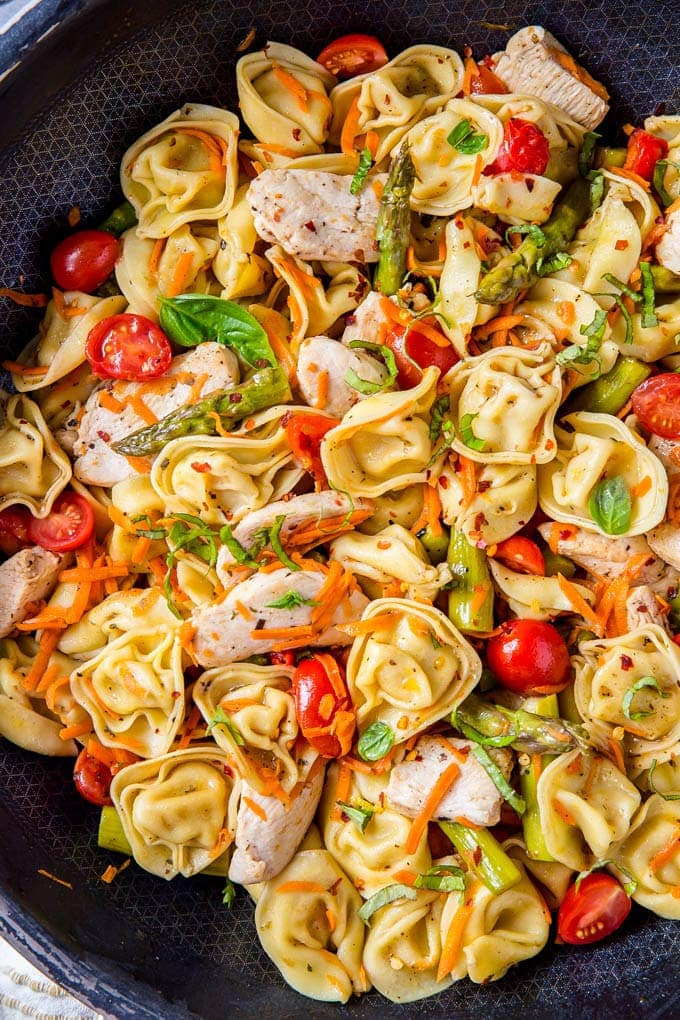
[0,2,678,1017]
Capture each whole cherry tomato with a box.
[493,537,546,576]
[0,505,33,556]
[631,373,680,439]
[558,873,631,945]
[623,128,669,182]
[86,313,172,381]
[291,652,355,758]
[317,34,388,78]
[73,748,113,806]
[50,230,119,293]
[284,411,340,487]
[486,618,571,695]
[27,492,94,553]
[384,321,458,389]
[485,118,550,176]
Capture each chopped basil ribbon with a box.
[587,475,632,535]
[589,171,605,213]
[452,712,519,748]
[269,515,299,572]
[504,223,546,248]
[357,721,395,761]
[345,339,398,395]
[601,273,641,304]
[447,119,489,154]
[556,308,607,370]
[208,706,245,745]
[621,675,669,721]
[358,883,418,925]
[599,273,642,345]
[414,864,466,893]
[574,860,638,898]
[222,879,236,908]
[460,412,485,452]
[578,131,601,179]
[639,261,658,328]
[470,744,526,816]
[648,759,680,801]
[653,159,680,207]
[350,147,374,195]
[160,513,222,617]
[159,294,276,368]
[536,251,573,277]
[219,523,260,567]
[265,590,319,610]
[427,395,456,466]
[336,800,374,832]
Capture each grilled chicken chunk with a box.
[247,169,383,262]
[648,523,680,574]
[341,290,393,346]
[0,547,64,637]
[648,434,680,477]
[656,209,680,276]
[537,523,675,591]
[297,335,388,416]
[626,584,668,632]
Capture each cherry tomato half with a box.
[270,650,296,667]
[27,491,94,553]
[558,873,631,946]
[631,373,680,439]
[50,230,119,293]
[291,652,355,758]
[493,537,546,576]
[469,62,508,95]
[73,748,113,806]
[384,321,458,389]
[485,118,550,176]
[0,505,33,556]
[86,313,173,381]
[623,128,669,182]
[486,618,571,695]
[317,34,388,79]
[284,411,340,487]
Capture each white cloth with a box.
[0,938,102,1019]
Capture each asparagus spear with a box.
[475,177,591,305]
[563,356,651,416]
[652,265,680,294]
[438,820,521,894]
[374,142,415,296]
[98,807,230,876]
[594,146,626,169]
[447,527,494,633]
[452,693,589,755]
[518,694,559,861]
[99,199,137,237]
[113,366,290,457]
[417,522,450,565]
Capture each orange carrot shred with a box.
[649,829,680,873]
[405,761,460,855]
[437,885,476,980]
[275,880,327,894]
[0,287,49,308]
[243,796,268,822]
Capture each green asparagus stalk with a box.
[374,142,415,296]
[417,522,450,565]
[98,807,230,877]
[519,694,558,861]
[453,693,588,755]
[447,528,494,633]
[99,199,137,237]
[563,356,651,416]
[438,820,521,894]
[594,146,626,169]
[651,265,680,294]
[113,366,290,457]
[543,548,576,578]
[475,177,591,305]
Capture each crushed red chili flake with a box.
[191,461,212,473]
[620,655,634,670]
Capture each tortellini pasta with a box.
[110,746,239,879]
[489,559,595,620]
[437,215,489,357]
[439,461,537,547]
[537,412,668,537]
[563,192,642,305]
[213,185,269,300]
[0,393,71,517]
[0,639,80,757]
[610,794,680,919]
[330,524,450,601]
[58,587,178,659]
[346,598,481,742]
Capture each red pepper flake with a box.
[97,430,111,442]
[620,654,634,671]
[615,239,629,250]
[191,461,212,473]
[304,220,317,232]
[292,127,302,141]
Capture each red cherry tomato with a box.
[0,505,33,555]
[558,873,631,945]
[284,411,340,487]
[317,34,388,79]
[384,322,458,389]
[469,63,508,95]
[27,492,94,553]
[73,748,113,806]
[86,313,172,381]
[631,373,680,439]
[493,537,546,576]
[270,650,296,667]
[486,618,571,695]
[50,230,119,293]
[623,128,669,182]
[485,118,550,176]
[291,652,355,758]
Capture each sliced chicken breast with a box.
[648,523,680,574]
[0,547,64,637]
[247,169,383,262]
[648,434,680,477]
[73,343,240,487]
[626,584,668,632]
[341,290,393,346]
[656,209,680,277]
[297,335,388,417]
[536,523,675,590]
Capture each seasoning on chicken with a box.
[656,209,680,276]
[0,547,65,637]
[626,584,668,632]
[297,335,388,416]
[537,523,675,591]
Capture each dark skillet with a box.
[0,1,679,1017]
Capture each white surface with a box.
[0,938,103,1019]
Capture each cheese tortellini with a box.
[439,461,537,547]
[330,523,450,601]
[0,394,71,517]
[610,795,680,919]
[0,639,80,757]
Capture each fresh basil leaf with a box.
[653,159,680,208]
[222,878,236,908]
[574,859,637,898]
[208,705,245,745]
[622,675,669,721]
[578,131,601,179]
[556,308,607,370]
[470,744,526,815]
[336,800,374,832]
[447,118,488,154]
[588,475,632,535]
[357,721,395,762]
[601,273,641,304]
[639,261,658,328]
[350,147,373,195]
[589,171,605,213]
[536,251,573,276]
[159,294,276,368]
[460,412,485,451]
[358,883,418,925]
[219,523,260,568]
[345,339,398,395]
[505,223,546,248]
[414,864,466,892]
[266,590,319,610]
[268,515,299,572]
[648,758,680,801]
[451,713,518,748]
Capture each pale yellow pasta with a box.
[439,461,537,547]
[357,486,424,535]
[213,185,269,300]
[504,837,574,911]
[610,794,680,919]
[0,639,79,757]
[563,192,641,305]
[489,559,595,620]
[58,587,178,658]
[472,171,562,224]
[330,524,450,601]
[0,393,71,517]
[437,214,489,356]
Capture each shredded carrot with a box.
[235,600,254,621]
[59,564,128,583]
[364,129,379,158]
[547,523,576,554]
[131,536,152,566]
[100,859,130,885]
[406,246,443,278]
[206,410,231,438]
[411,483,444,538]
[405,761,460,855]
[175,128,227,175]
[243,796,268,821]
[148,237,166,276]
[272,65,309,111]
[457,455,478,509]
[2,360,49,375]
[261,312,297,381]
[37,869,73,889]
[556,574,601,634]
[315,369,329,409]
[251,624,316,642]
[0,287,49,307]
[474,314,526,340]
[178,704,202,749]
[393,869,417,887]
[187,371,209,405]
[35,662,60,694]
[470,584,490,616]
[324,908,338,933]
[583,756,601,799]
[98,389,126,413]
[437,886,476,980]
[614,167,651,190]
[124,454,153,473]
[471,153,483,188]
[630,476,652,499]
[336,612,396,638]
[531,754,543,782]
[649,829,680,873]
[437,735,469,763]
[607,736,626,773]
[461,54,479,96]
[59,721,92,741]
[340,96,362,155]
[552,798,576,826]
[275,880,327,894]
[165,250,195,298]
[333,761,352,821]
[52,287,86,318]
[22,631,61,692]
[556,301,576,325]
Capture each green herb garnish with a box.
[648,758,680,801]
[358,883,418,925]
[556,308,608,371]
[414,864,466,893]
[622,676,669,721]
[460,412,485,451]
[207,705,245,745]
[357,721,395,762]
[265,590,319,610]
[159,294,276,368]
[587,475,632,536]
[345,339,398,395]
[639,261,658,328]
[350,147,374,195]
[269,515,299,572]
[336,800,374,832]
[447,119,488,154]
[470,744,526,815]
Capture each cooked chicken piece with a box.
[217,490,373,573]
[73,343,240,487]
[537,524,676,591]
[648,434,680,476]
[341,290,393,346]
[297,335,388,417]
[626,584,668,632]
[386,735,513,827]
[492,26,609,130]
[656,209,680,276]
[229,765,325,884]
[247,169,383,262]
[191,567,368,667]
[0,547,64,637]
[648,523,680,574]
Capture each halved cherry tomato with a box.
[27,491,94,553]
[284,411,340,487]
[73,748,113,806]
[623,128,669,182]
[86,313,172,381]
[558,873,631,945]
[0,505,33,556]
[469,63,508,95]
[50,230,119,293]
[631,373,680,439]
[384,322,458,389]
[485,118,550,176]
[270,650,296,667]
[291,652,355,758]
[486,618,571,695]
[493,537,545,576]
[317,34,388,79]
